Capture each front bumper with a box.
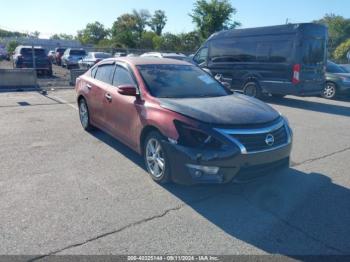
[162,119,293,185]
[163,136,292,185]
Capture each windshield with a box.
[70,50,86,56]
[327,62,349,73]
[21,48,46,57]
[94,53,112,59]
[302,38,325,65]
[137,64,231,98]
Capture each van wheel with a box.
[322,82,337,99]
[143,131,171,184]
[243,82,262,99]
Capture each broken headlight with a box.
[174,120,223,149]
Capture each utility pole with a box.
[31,44,36,70]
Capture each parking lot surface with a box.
[0,89,350,257]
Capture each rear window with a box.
[94,64,115,84]
[94,53,112,59]
[70,50,86,56]
[302,38,325,65]
[57,48,66,54]
[21,48,46,57]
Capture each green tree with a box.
[190,0,240,39]
[133,9,151,39]
[111,14,138,48]
[29,31,40,38]
[315,14,350,53]
[50,33,74,40]
[77,21,109,45]
[178,31,202,52]
[158,33,182,51]
[150,10,167,36]
[334,39,350,62]
[6,40,19,54]
[140,31,157,49]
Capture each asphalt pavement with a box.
[0,89,349,258]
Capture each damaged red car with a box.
[75,57,293,184]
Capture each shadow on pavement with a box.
[89,129,350,256]
[266,96,350,117]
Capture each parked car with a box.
[0,46,9,60]
[78,52,112,69]
[61,48,86,69]
[322,61,350,99]
[75,57,292,185]
[114,52,127,57]
[48,50,55,63]
[339,64,350,73]
[12,45,52,75]
[141,52,189,61]
[54,47,66,65]
[192,23,328,99]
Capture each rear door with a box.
[300,37,326,88]
[86,63,115,128]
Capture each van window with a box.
[211,40,257,62]
[302,38,325,65]
[193,47,208,64]
[269,41,292,63]
[95,64,115,84]
[256,43,270,62]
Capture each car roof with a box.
[102,57,192,66]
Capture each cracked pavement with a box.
[0,90,350,257]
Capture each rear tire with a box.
[78,98,94,131]
[322,82,337,99]
[243,81,262,99]
[143,131,171,184]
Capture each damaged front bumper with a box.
[162,118,293,185]
[163,141,291,185]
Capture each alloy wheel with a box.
[145,138,165,179]
[79,100,89,128]
[323,83,336,99]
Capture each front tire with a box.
[143,131,171,184]
[78,98,93,131]
[243,81,262,99]
[322,82,337,99]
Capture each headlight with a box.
[282,116,293,137]
[174,120,224,149]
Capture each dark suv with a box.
[12,46,52,75]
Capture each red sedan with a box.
[75,57,292,185]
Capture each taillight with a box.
[292,64,301,85]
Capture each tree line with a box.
[74,0,239,53]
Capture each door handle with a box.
[86,84,92,90]
[105,93,112,102]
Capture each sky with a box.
[0,0,349,38]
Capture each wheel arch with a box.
[140,125,163,155]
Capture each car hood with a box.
[159,94,280,125]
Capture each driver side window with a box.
[113,66,135,86]
[194,47,208,64]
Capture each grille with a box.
[230,126,288,153]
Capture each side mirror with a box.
[117,85,138,96]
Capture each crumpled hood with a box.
[159,94,280,125]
